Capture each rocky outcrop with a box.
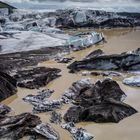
[0,111,60,140]
[123,76,140,87]
[0,71,17,101]
[68,48,140,72]
[0,113,41,139]
[14,67,61,89]
[53,9,140,28]
[63,79,137,123]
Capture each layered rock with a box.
[0,71,17,101]
[0,113,41,139]
[68,48,140,72]
[14,67,61,89]
[63,79,137,123]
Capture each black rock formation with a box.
[14,67,61,89]
[0,113,41,139]
[68,48,140,72]
[63,79,137,123]
[0,71,17,101]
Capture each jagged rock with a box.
[34,123,59,140]
[123,76,140,87]
[0,71,17,101]
[14,67,61,89]
[50,111,62,124]
[61,122,93,140]
[0,113,41,139]
[85,49,104,59]
[23,89,54,103]
[0,104,11,115]
[63,79,137,123]
[32,99,63,113]
[68,48,140,72]
[64,99,137,123]
[63,79,92,100]
[55,57,74,63]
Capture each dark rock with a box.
[64,99,137,123]
[0,71,17,101]
[63,79,137,123]
[14,67,61,89]
[0,104,11,115]
[0,113,41,139]
[50,111,62,124]
[61,122,93,140]
[34,123,60,140]
[85,49,104,59]
[0,46,69,73]
[68,48,140,72]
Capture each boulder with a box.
[0,71,17,101]
[63,79,137,123]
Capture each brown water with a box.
[1,28,140,140]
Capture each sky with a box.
[2,0,140,12]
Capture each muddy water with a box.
[1,28,140,140]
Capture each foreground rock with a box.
[14,67,61,89]
[68,48,140,72]
[34,123,60,140]
[0,113,41,139]
[61,122,93,140]
[0,71,17,101]
[123,76,140,87]
[0,104,11,115]
[63,79,137,123]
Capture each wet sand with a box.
[1,28,140,140]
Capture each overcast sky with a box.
[2,0,140,12]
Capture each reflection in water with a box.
[1,29,140,140]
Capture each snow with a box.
[123,76,140,87]
[0,31,66,54]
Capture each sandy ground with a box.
[1,28,140,140]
